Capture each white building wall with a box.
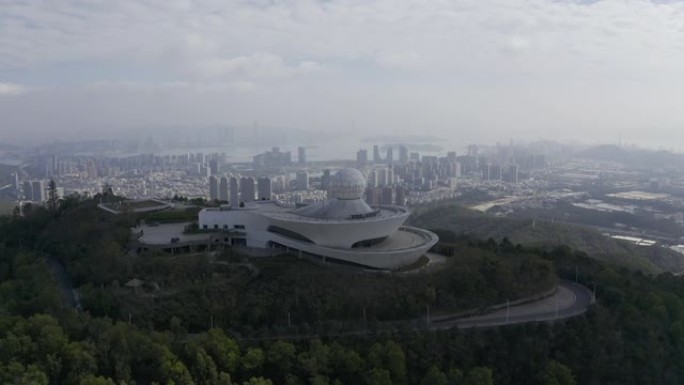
[266,228,437,269]
[200,206,409,249]
[265,213,408,248]
[198,206,436,269]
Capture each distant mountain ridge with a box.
[575,144,684,168]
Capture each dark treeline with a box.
[3,197,684,383]
[90,243,554,336]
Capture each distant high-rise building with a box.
[219,176,229,201]
[381,187,394,206]
[367,169,378,187]
[12,172,19,197]
[209,159,219,175]
[373,145,381,163]
[386,146,394,164]
[253,147,292,168]
[257,177,272,200]
[481,163,501,181]
[422,156,438,166]
[413,168,423,183]
[240,177,256,202]
[199,166,210,177]
[298,146,307,165]
[482,164,491,181]
[505,164,519,184]
[22,181,33,201]
[365,187,379,205]
[491,164,502,181]
[321,169,331,192]
[296,171,309,190]
[32,180,45,202]
[209,176,219,200]
[179,153,189,166]
[272,175,288,194]
[378,168,388,187]
[399,145,409,165]
[86,160,98,179]
[230,176,240,206]
[410,152,420,162]
[356,149,368,166]
[187,163,198,176]
[453,162,462,177]
[395,186,406,206]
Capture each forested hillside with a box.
[411,204,684,274]
[3,197,684,384]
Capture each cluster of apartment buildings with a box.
[208,175,274,204]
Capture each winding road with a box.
[434,280,594,329]
[238,280,594,342]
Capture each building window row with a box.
[201,224,246,230]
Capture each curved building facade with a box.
[198,168,438,269]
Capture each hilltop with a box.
[410,204,684,274]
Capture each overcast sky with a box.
[2,0,684,148]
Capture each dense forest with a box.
[81,241,554,335]
[3,196,684,384]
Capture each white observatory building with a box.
[198,167,438,269]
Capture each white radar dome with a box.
[330,168,367,200]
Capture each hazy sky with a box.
[2,0,684,148]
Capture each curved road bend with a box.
[238,281,594,341]
[434,280,594,330]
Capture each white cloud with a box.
[3,0,684,146]
[228,80,256,92]
[2,0,684,79]
[0,82,27,95]
[298,61,321,73]
[192,53,294,80]
[501,36,532,54]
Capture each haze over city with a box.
[2,0,684,148]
